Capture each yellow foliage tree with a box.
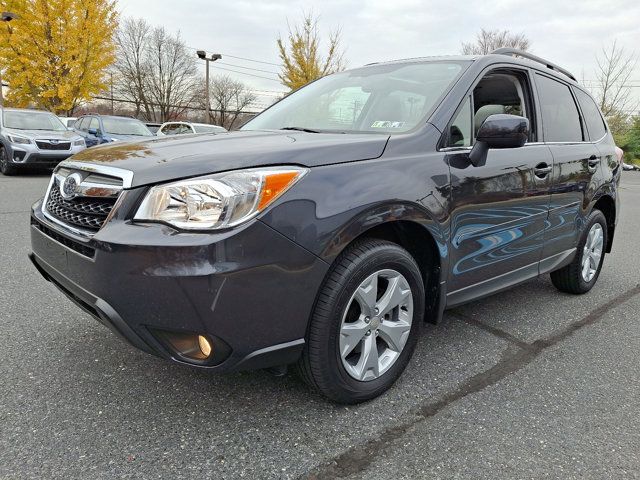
[277,13,345,92]
[0,0,118,114]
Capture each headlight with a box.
[6,134,30,145]
[134,166,308,230]
[73,138,85,147]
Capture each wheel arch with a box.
[319,203,448,324]
[591,193,616,253]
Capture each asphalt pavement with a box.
[1,170,639,479]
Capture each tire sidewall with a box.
[0,146,16,175]
[0,146,8,173]
[319,243,425,401]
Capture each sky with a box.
[119,0,640,111]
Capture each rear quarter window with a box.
[574,88,607,141]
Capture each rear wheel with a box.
[550,210,607,294]
[0,146,17,176]
[297,239,425,404]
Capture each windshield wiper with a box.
[280,127,321,133]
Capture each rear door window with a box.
[535,74,584,143]
[573,88,607,141]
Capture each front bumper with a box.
[29,200,329,371]
[9,143,84,167]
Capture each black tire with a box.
[0,146,18,176]
[550,209,607,294]
[297,238,425,404]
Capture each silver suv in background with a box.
[157,121,227,136]
[0,108,86,175]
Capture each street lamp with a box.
[196,51,222,122]
[0,12,18,107]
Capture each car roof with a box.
[359,51,579,87]
[1,107,55,114]
[78,114,143,121]
[160,121,223,128]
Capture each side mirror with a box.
[469,114,529,167]
[88,128,102,137]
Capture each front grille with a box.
[46,186,116,232]
[44,170,122,234]
[36,140,71,151]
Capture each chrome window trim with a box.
[439,142,542,153]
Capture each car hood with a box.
[66,130,390,187]
[109,133,155,141]
[4,128,80,140]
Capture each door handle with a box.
[534,163,552,178]
[588,155,600,170]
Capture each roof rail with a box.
[491,48,577,82]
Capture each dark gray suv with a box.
[29,49,621,403]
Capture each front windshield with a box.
[102,117,153,136]
[3,111,67,131]
[242,61,469,134]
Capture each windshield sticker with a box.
[371,121,406,128]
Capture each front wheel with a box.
[0,146,18,176]
[550,209,607,294]
[297,239,425,404]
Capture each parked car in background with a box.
[74,114,154,147]
[616,146,638,171]
[29,49,621,403]
[146,123,162,135]
[58,116,78,129]
[157,121,227,136]
[0,108,86,175]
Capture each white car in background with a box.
[58,116,78,129]
[157,121,227,136]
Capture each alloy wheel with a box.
[339,269,414,381]
[581,223,604,282]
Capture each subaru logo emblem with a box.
[59,173,82,200]
[49,139,59,145]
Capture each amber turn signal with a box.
[257,171,303,211]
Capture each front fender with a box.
[315,200,448,265]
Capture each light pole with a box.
[196,51,222,123]
[0,12,19,107]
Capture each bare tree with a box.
[112,18,199,122]
[199,75,257,130]
[145,27,199,121]
[461,28,530,55]
[112,18,152,119]
[594,41,637,119]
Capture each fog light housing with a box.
[198,335,212,357]
[150,329,231,365]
